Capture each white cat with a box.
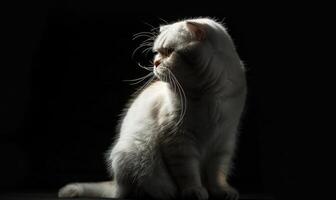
[58,17,247,200]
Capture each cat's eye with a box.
[157,48,174,57]
[165,48,174,55]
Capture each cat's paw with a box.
[181,186,209,200]
[58,183,83,198]
[209,186,239,200]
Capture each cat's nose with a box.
[154,59,161,68]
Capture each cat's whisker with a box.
[137,63,154,71]
[139,42,152,47]
[133,31,155,36]
[167,70,177,96]
[142,47,154,55]
[141,38,154,45]
[158,17,169,25]
[169,70,187,125]
[132,46,144,58]
[151,28,160,33]
[162,74,167,83]
[138,42,153,48]
[175,83,184,125]
[133,31,155,38]
[124,73,153,82]
[140,44,154,51]
[141,37,154,44]
[132,42,154,58]
[123,72,154,85]
[132,33,156,41]
[132,44,151,58]
[132,35,150,40]
[167,70,183,124]
[141,36,155,43]
[142,21,160,33]
[166,70,176,95]
[135,76,155,94]
[132,28,157,60]
[143,22,156,29]
[139,41,154,49]
[177,85,186,125]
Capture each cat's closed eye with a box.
[156,48,174,57]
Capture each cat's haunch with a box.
[59,17,246,200]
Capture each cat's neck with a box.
[182,81,227,102]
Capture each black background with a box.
[1,1,322,200]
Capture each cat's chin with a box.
[153,70,166,81]
[153,73,161,80]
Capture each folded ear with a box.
[186,21,206,41]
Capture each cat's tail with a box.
[58,180,122,198]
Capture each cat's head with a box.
[152,18,242,93]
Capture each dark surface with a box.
[1,0,322,200]
[0,193,275,200]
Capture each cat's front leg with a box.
[205,154,239,200]
[161,135,208,200]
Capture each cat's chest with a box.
[181,99,226,139]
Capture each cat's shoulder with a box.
[139,81,172,98]
[127,81,173,108]
[123,81,176,119]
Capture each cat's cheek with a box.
[175,47,203,67]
